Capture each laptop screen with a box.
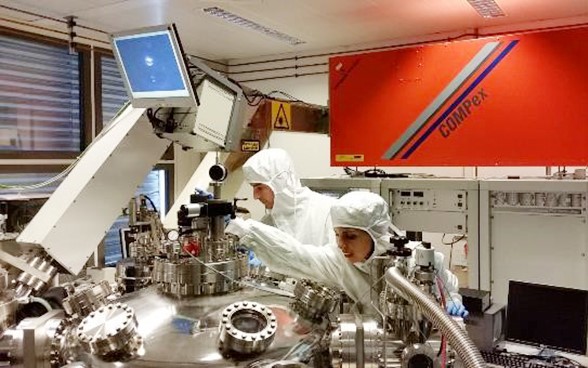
[506,280,588,355]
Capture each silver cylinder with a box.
[330,314,384,368]
[77,302,143,359]
[385,267,485,368]
[401,343,439,368]
[414,246,434,268]
[0,328,22,366]
[210,216,224,241]
[153,255,247,297]
[291,279,339,325]
[330,314,358,367]
[0,297,17,335]
[183,203,203,217]
[213,183,222,199]
[63,280,113,318]
[129,198,137,226]
[218,301,277,355]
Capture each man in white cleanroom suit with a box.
[226,191,467,317]
[242,148,336,246]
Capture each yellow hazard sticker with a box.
[335,154,364,162]
[271,101,291,130]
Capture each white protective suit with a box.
[226,191,460,310]
[242,148,336,246]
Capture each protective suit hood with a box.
[242,148,301,195]
[242,148,336,245]
[330,191,392,273]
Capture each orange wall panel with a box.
[329,27,588,166]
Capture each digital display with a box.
[111,25,196,107]
[506,281,588,354]
[111,24,245,150]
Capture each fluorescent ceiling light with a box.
[203,6,306,45]
[466,0,506,18]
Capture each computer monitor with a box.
[111,24,197,108]
[506,280,588,355]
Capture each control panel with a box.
[387,185,474,234]
[391,189,468,212]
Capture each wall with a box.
[225,24,588,221]
[222,29,588,275]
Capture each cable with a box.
[441,234,466,246]
[141,195,159,214]
[436,276,448,367]
[441,234,467,270]
[341,166,411,178]
[435,272,460,308]
[0,101,132,192]
[227,77,267,106]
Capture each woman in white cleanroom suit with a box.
[226,191,467,317]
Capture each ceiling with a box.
[1,0,587,61]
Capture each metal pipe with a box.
[385,267,485,368]
[28,296,52,312]
[210,216,224,241]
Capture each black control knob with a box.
[390,235,411,257]
[209,164,228,182]
[391,235,408,248]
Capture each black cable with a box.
[364,168,387,176]
[146,108,166,130]
[142,194,159,214]
[266,90,303,103]
[228,77,268,106]
[179,228,199,236]
[228,76,314,107]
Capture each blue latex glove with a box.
[194,188,213,199]
[248,250,263,267]
[446,300,469,318]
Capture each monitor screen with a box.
[506,280,588,354]
[111,25,196,107]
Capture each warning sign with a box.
[271,101,291,130]
[241,140,260,152]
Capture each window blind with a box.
[0,34,81,152]
[100,56,128,126]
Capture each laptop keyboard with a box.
[481,350,585,368]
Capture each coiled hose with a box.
[385,267,486,368]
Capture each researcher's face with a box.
[335,227,374,263]
[252,183,275,209]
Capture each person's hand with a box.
[248,250,262,267]
[225,217,251,238]
[446,300,469,318]
[194,187,213,199]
